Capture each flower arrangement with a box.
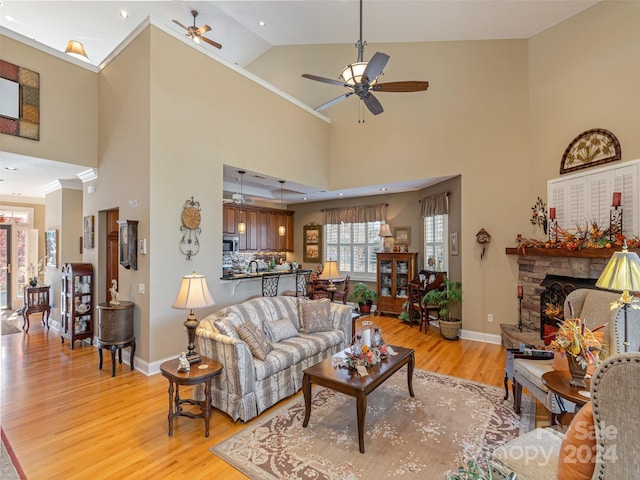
[549,317,606,368]
[345,327,388,368]
[28,259,44,286]
[516,221,640,252]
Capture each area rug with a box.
[211,369,534,479]
[1,320,21,335]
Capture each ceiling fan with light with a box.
[172,10,222,49]
[302,0,428,116]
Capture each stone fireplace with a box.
[502,247,612,348]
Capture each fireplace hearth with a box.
[502,249,610,348]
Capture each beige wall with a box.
[529,1,640,191]
[250,39,531,339]
[43,187,82,322]
[0,35,98,168]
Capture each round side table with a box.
[160,357,223,437]
[97,301,135,377]
[542,369,590,425]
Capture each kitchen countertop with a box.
[220,270,296,280]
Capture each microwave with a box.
[222,235,239,253]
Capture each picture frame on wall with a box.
[303,224,322,263]
[450,231,459,256]
[45,230,57,268]
[83,215,95,249]
[393,226,411,246]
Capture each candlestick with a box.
[612,191,622,207]
[517,285,523,298]
[549,208,556,220]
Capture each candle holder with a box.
[609,206,623,242]
[517,286,524,332]
[548,219,558,243]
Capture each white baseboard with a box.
[460,329,503,345]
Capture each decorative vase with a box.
[440,319,461,341]
[567,354,588,388]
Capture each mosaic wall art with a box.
[0,60,40,141]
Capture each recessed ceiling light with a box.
[380,187,388,191]
[5,166,17,171]
[303,197,308,201]
[120,10,129,19]
[338,193,344,196]
[12,193,22,196]
[258,20,266,27]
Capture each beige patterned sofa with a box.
[195,296,352,422]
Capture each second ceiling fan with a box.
[173,10,222,49]
[302,0,429,116]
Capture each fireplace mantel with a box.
[505,247,621,259]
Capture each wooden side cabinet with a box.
[97,301,135,377]
[60,263,94,349]
[376,252,418,316]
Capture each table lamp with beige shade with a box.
[596,241,640,352]
[172,272,215,364]
[320,260,341,292]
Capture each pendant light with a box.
[237,171,246,235]
[278,180,286,236]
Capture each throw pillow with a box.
[557,401,596,480]
[301,299,333,334]
[236,322,273,360]
[264,317,299,343]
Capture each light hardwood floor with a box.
[1,311,509,479]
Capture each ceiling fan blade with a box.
[363,93,384,116]
[316,93,354,112]
[372,81,429,93]
[200,36,222,49]
[302,74,346,87]
[363,52,390,83]
[195,24,212,36]
[172,20,188,31]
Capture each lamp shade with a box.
[379,224,392,237]
[65,40,90,62]
[171,272,215,310]
[320,260,341,281]
[596,244,640,293]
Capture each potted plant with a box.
[423,278,462,340]
[348,282,378,314]
[398,300,412,324]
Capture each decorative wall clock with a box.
[180,197,201,260]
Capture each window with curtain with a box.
[421,192,449,272]
[424,215,448,272]
[325,221,382,280]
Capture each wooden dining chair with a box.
[408,282,427,332]
[331,276,350,304]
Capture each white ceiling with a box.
[0,0,599,202]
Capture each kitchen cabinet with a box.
[223,204,294,252]
[376,252,418,316]
[223,204,237,235]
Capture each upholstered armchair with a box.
[494,352,640,479]
[513,288,640,421]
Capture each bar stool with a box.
[262,274,280,297]
[283,269,313,298]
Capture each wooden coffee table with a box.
[302,345,415,453]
